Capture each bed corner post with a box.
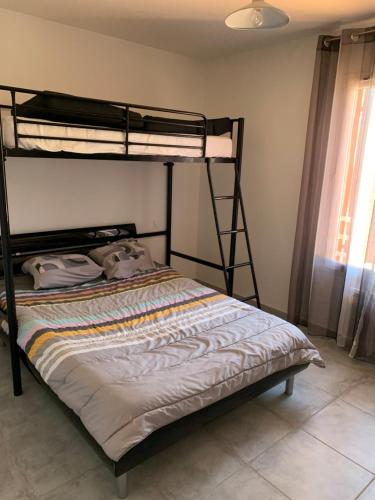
[165,161,174,266]
[116,472,128,499]
[285,376,294,396]
[0,126,22,397]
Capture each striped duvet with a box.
[0,266,323,461]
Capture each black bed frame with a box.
[24,352,307,492]
[0,85,306,497]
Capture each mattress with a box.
[0,267,324,461]
[2,116,233,158]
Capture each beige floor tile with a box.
[303,399,375,473]
[206,400,291,462]
[306,336,340,352]
[0,384,55,441]
[0,363,29,400]
[200,466,288,500]
[39,467,118,500]
[323,349,374,374]
[341,376,375,417]
[5,409,100,497]
[257,378,334,426]
[298,357,368,396]
[307,336,375,373]
[357,479,375,499]
[131,428,242,500]
[40,466,167,500]
[0,365,11,394]
[252,430,372,500]
[0,440,34,500]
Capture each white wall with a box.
[0,8,321,312]
[0,8,205,273]
[197,34,319,313]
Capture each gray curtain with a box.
[287,35,340,329]
[288,28,375,362]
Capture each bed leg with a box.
[285,376,294,396]
[116,472,128,499]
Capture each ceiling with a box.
[0,0,374,58]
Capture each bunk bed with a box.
[0,85,323,498]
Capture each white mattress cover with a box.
[2,116,233,158]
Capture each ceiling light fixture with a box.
[225,0,289,30]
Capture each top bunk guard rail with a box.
[0,85,220,162]
[14,119,207,139]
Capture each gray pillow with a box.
[22,254,104,290]
[89,240,155,280]
[87,240,136,266]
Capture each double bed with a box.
[0,262,323,497]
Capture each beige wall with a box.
[197,34,319,313]
[0,8,205,274]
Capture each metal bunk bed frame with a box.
[0,85,304,498]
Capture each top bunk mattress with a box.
[0,266,323,461]
[2,116,233,158]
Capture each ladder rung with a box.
[240,294,258,302]
[226,261,252,270]
[214,195,235,200]
[219,229,245,235]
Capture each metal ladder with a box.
[206,158,261,309]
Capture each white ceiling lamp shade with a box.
[225,1,290,30]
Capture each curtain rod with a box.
[324,28,375,47]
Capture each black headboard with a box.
[8,223,137,255]
[0,223,138,275]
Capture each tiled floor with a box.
[1,336,375,500]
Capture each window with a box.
[334,86,375,268]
